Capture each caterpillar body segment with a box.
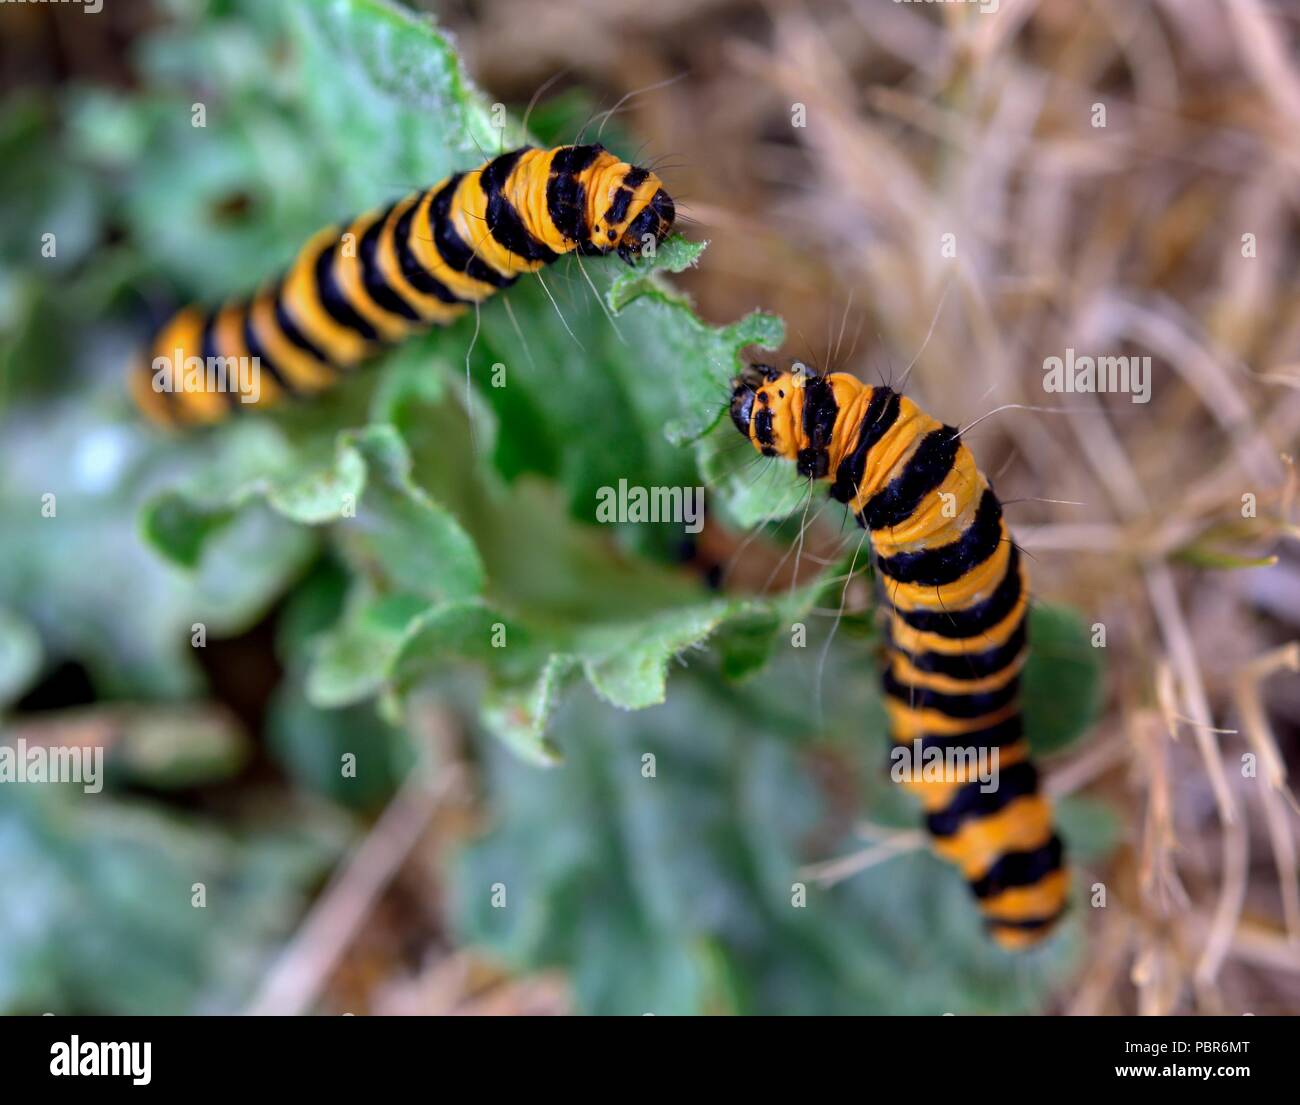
[730,364,1067,948]
[132,144,675,426]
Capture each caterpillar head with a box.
[615,186,675,263]
[730,362,812,460]
[573,147,676,263]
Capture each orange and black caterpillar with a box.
[730,363,1067,949]
[131,144,675,426]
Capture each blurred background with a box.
[0,0,1297,1015]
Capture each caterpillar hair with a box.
[131,144,675,426]
[729,362,1067,949]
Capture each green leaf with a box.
[606,235,707,305]
[139,497,238,570]
[1055,794,1123,864]
[305,586,430,708]
[0,398,315,698]
[290,0,511,209]
[267,674,416,810]
[358,595,567,764]
[453,676,1080,1015]
[388,600,540,684]
[580,599,746,710]
[0,785,350,1014]
[138,420,340,568]
[697,420,813,527]
[709,576,831,682]
[379,384,837,753]
[1022,603,1104,756]
[0,607,42,709]
[139,420,347,562]
[480,654,577,767]
[606,255,785,447]
[334,425,485,601]
[141,422,483,605]
[267,443,368,523]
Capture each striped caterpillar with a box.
[131,144,675,426]
[730,363,1067,949]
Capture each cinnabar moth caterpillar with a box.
[131,144,675,426]
[730,364,1067,949]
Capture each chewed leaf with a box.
[266,445,368,523]
[606,235,708,310]
[382,597,573,763]
[481,654,577,767]
[139,419,357,565]
[305,587,430,708]
[697,420,812,527]
[709,577,830,682]
[141,422,483,605]
[635,304,784,447]
[580,599,743,710]
[384,598,535,690]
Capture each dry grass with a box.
[434,0,1300,1014]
